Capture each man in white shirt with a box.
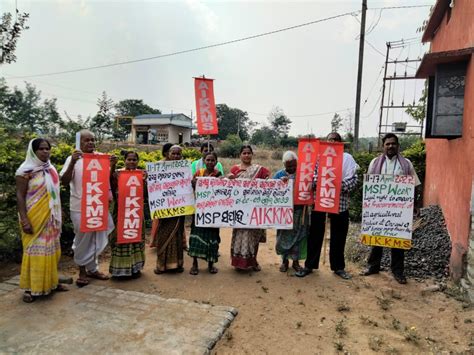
[361,133,421,284]
[60,130,115,287]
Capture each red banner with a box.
[294,138,319,205]
[194,77,218,135]
[117,170,144,244]
[314,142,344,214]
[80,153,110,232]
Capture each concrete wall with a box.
[424,0,474,280]
[167,125,191,144]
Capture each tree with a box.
[268,106,291,138]
[0,12,30,64]
[57,113,91,144]
[406,86,427,124]
[114,99,161,140]
[250,126,278,146]
[0,79,63,135]
[216,104,253,140]
[90,91,115,143]
[331,113,343,133]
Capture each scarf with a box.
[16,139,62,223]
[370,153,411,175]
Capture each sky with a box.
[2,0,435,138]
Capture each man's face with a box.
[383,137,399,157]
[80,133,96,153]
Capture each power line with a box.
[247,107,353,118]
[369,5,432,10]
[6,10,360,79]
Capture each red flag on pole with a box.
[117,170,144,244]
[80,153,110,232]
[194,77,218,135]
[294,138,319,205]
[314,142,344,214]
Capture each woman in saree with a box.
[109,151,146,278]
[273,151,309,273]
[228,145,270,271]
[154,145,186,274]
[16,138,67,303]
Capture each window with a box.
[426,62,466,138]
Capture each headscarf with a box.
[16,139,62,223]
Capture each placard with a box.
[117,170,144,244]
[195,178,293,229]
[147,160,195,219]
[80,153,110,232]
[360,174,415,249]
[294,138,319,205]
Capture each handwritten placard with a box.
[360,174,415,249]
[146,160,195,219]
[195,178,294,229]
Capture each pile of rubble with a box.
[381,205,451,281]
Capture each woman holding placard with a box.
[109,151,146,278]
[273,151,308,273]
[228,145,270,271]
[154,145,186,274]
[16,138,67,302]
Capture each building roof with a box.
[416,47,474,78]
[133,113,193,128]
[421,0,450,43]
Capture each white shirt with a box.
[59,156,83,212]
[368,155,421,186]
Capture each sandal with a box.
[75,278,89,287]
[190,266,199,275]
[55,284,69,292]
[176,267,184,273]
[22,292,35,303]
[153,268,164,275]
[208,266,218,274]
[279,260,289,273]
[292,261,302,272]
[86,271,109,280]
[252,264,262,272]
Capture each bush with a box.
[349,151,377,221]
[182,148,201,161]
[218,134,242,158]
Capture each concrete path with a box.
[0,276,237,354]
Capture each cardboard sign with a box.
[194,77,218,135]
[360,174,415,249]
[147,160,195,219]
[80,153,110,232]
[294,138,319,205]
[314,142,344,213]
[195,178,294,229]
[116,170,144,244]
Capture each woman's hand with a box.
[227,173,237,180]
[21,219,33,234]
[280,176,289,183]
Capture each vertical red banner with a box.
[294,138,319,205]
[194,77,218,135]
[80,153,110,232]
[117,170,144,244]
[314,142,344,214]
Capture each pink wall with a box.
[424,0,474,280]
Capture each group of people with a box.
[16,130,419,303]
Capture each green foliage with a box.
[90,91,115,143]
[405,86,427,124]
[218,134,242,158]
[216,104,253,141]
[251,126,278,147]
[268,106,291,137]
[331,113,343,133]
[349,151,377,221]
[403,139,426,185]
[1,11,30,64]
[279,136,298,147]
[182,148,201,161]
[114,99,161,140]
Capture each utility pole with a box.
[353,0,367,151]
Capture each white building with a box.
[130,114,193,144]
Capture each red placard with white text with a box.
[117,170,144,244]
[314,142,344,214]
[294,138,319,205]
[194,77,218,135]
[80,153,110,232]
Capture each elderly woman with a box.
[154,145,186,274]
[16,138,67,302]
[228,145,270,271]
[273,151,309,272]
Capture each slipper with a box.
[22,292,35,303]
[189,267,199,275]
[86,271,110,280]
[55,284,69,292]
[75,278,89,288]
[292,262,302,272]
[252,264,262,272]
[279,263,289,273]
[208,266,218,274]
[153,268,164,275]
